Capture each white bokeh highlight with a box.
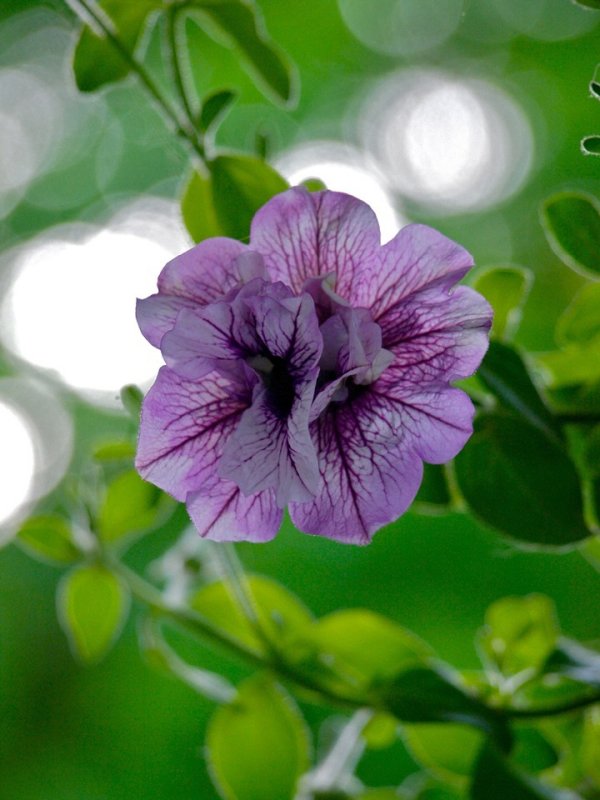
[274,140,404,242]
[359,69,534,214]
[1,199,191,405]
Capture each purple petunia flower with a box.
[136,187,492,544]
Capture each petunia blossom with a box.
[136,187,492,544]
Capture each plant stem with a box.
[68,0,205,162]
[308,709,373,793]
[165,5,200,147]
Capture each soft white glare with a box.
[360,70,534,214]
[0,401,35,527]
[338,0,464,56]
[1,199,191,405]
[274,141,404,242]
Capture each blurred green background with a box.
[1,0,600,796]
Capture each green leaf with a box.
[538,342,600,389]
[572,0,600,9]
[511,728,559,774]
[581,707,600,788]
[120,384,144,419]
[478,595,559,678]
[98,470,168,544]
[361,712,398,750]
[294,609,433,690]
[17,515,80,566]
[540,191,600,280]
[581,136,600,156]
[190,575,313,656]
[207,674,310,800]
[356,791,403,800]
[58,564,129,663]
[403,722,484,787]
[471,742,582,800]
[301,177,328,192]
[72,0,160,92]
[556,284,600,346]
[210,154,288,241]
[93,440,136,462]
[188,1,296,105]
[181,169,225,243]
[414,464,452,513]
[477,342,562,444]
[198,88,237,134]
[470,265,533,342]
[454,414,590,546]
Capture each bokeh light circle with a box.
[274,140,404,242]
[338,0,465,56]
[0,377,73,543]
[359,69,534,214]
[489,0,598,41]
[0,199,190,405]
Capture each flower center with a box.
[247,353,296,419]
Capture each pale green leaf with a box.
[471,265,532,342]
[17,515,80,566]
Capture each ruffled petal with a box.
[250,187,381,302]
[219,378,319,507]
[186,479,281,542]
[136,294,198,348]
[289,395,424,544]
[135,367,247,502]
[381,285,492,382]
[361,223,474,324]
[157,238,257,303]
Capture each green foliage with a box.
[470,265,532,342]
[478,595,559,678]
[57,563,129,663]
[98,469,169,544]
[17,515,80,566]
[206,673,310,800]
[571,0,600,8]
[198,88,237,134]
[72,0,161,92]
[540,192,600,280]
[361,712,398,750]
[477,342,562,444]
[190,575,313,655]
[413,464,452,513]
[403,722,484,787]
[119,384,144,420]
[187,1,296,105]
[556,284,600,346]
[455,413,590,546]
[182,155,288,243]
[470,742,581,800]
[581,136,600,156]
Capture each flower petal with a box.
[382,285,492,382]
[362,223,474,324]
[136,294,198,348]
[219,378,319,506]
[250,187,381,301]
[135,367,247,502]
[157,238,257,303]
[289,396,424,544]
[186,480,281,542]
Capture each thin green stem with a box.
[308,709,373,793]
[69,0,205,162]
[506,691,600,719]
[166,5,200,148]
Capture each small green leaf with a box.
[207,674,310,800]
[581,707,600,788]
[120,384,144,419]
[189,1,296,105]
[477,341,562,444]
[301,177,328,192]
[98,470,167,543]
[210,154,288,241]
[93,440,136,462]
[538,342,600,389]
[181,169,224,243]
[556,284,600,346]
[58,564,129,663]
[581,136,600,156]
[72,0,160,92]
[454,414,590,546]
[471,741,582,800]
[540,191,600,280]
[382,666,508,744]
[17,515,80,566]
[198,88,237,134]
[512,728,559,774]
[361,712,398,750]
[295,609,433,690]
[478,595,559,678]
[190,575,313,656]
[356,791,404,800]
[471,265,532,342]
[403,722,484,787]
